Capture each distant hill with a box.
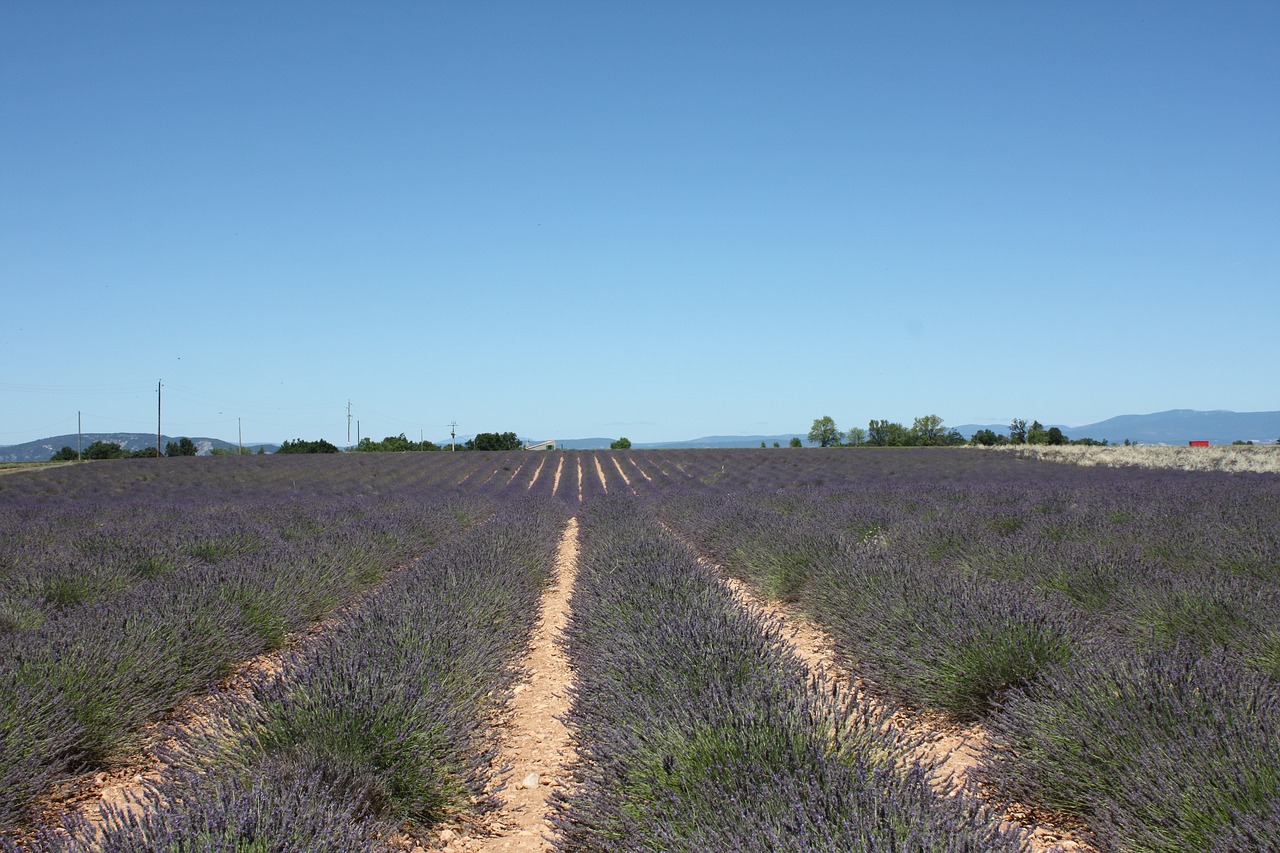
[550,437,617,450]
[0,434,278,463]
[637,434,804,449]
[953,410,1280,446]
[532,435,804,450]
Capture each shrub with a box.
[979,645,1280,851]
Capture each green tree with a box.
[867,419,910,447]
[84,440,126,460]
[354,434,440,452]
[970,429,1007,446]
[610,437,632,450]
[1027,421,1050,445]
[789,437,803,448]
[49,446,79,461]
[845,426,867,447]
[130,447,160,458]
[910,414,948,446]
[1047,427,1068,446]
[165,437,198,457]
[467,431,522,451]
[1009,418,1028,444]
[277,438,341,454]
[808,416,843,447]
[352,433,425,453]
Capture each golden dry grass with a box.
[984,444,1280,473]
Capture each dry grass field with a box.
[985,443,1280,474]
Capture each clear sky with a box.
[3,2,1277,446]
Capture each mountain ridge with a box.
[0,434,278,463]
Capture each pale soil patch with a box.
[591,455,608,493]
[607,456,636,495]
[506,461,528,486]
[551,457,564,498]
[575,458,583,503]
[985,443,1280,473]
[624,457,653,483]
[716,574,1094,853]
[525,457,547,492]
[0,462,76,476]
[433,519,580,852]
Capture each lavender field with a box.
[1,449,1276,851]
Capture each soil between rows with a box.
[437,518,580,852]
[716,573,1095,853]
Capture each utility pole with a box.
[77,411,82,462]
[238,417,243,455]
[347,400,352,450]
[450,421,457,451]
[157,380,163,458]
[357,420,360,446]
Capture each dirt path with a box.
[591,454,608,494]
[0,463,75,476]
[717,574,1092,853]
[551,457,564,498]
[624,457,653,484]
[525,457,547,492]
[437,518,579,852]
[607,456,637,495]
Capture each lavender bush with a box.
[12,496,566,851]
[554,494,1028,851]
[0,455,495,829]
[8,761,387,853]
[979,645,1280,852]
[651,449,1278,850]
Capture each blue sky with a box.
[3,2,1277,446]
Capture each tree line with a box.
[49,437,211,460]
[321,431,526,453]
[807,416,1107,448]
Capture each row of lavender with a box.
[554,493,1029,851]
[0,454,504,831]
[11,497,567,851]
[650,449,1280,851]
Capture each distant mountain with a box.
[0,434,278,463]
[950,422,1074,439]
[637,434,804,449]
[530,435,804,450]
[549,437,617,450]
[953,410,1280,446]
